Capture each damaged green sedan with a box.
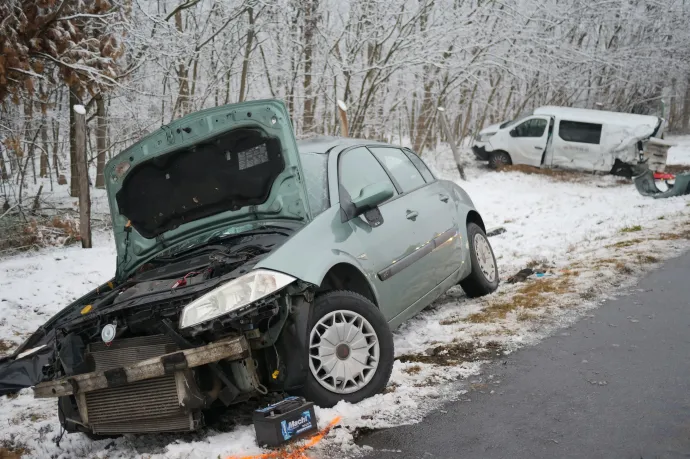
[0,99,498,436]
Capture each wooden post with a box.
[73,104,92,248]
[337,100,348,137]
[437,107,466,180]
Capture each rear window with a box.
[558,120,602,145]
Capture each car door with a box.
[338,147,429,321]
[506,116,550,166]
[550,119,605,171]
[367,147,459,302]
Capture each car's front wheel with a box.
[460,223,499,297]
[488,151,512,169]
[304,291,394,407]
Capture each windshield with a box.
[500,112,532,129]
[299,152,329,216]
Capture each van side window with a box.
[512,118,547,137]
[558,120,602,144]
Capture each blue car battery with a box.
[252,396,319,448]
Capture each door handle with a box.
[534,146,543,150]
[406,210,419,221]
[439,194,449,203]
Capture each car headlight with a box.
[179,269,296,328]
[478,133,495,142]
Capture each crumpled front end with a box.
[0,228,314,436]
[40,335,253,435]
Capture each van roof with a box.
[533,106,659,128]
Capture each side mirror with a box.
[509,128,517,137]
[352,182,395,215]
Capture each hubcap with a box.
[474,233,496,282]
[309,310,380,394]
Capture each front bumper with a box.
[34,336,249,398]
[472,145,490,161]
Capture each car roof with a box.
[533,106,660,127]
[296,136,391,154]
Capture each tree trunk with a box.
[412,82,434,153]
[74,105,92,249]
[337,100,348,137]
[0,146,8,180]
[438,108,465,180]
[238,7,254,103]
[302,0,318,134]
[40,116,49,178]
[95,95,107,188]
[174,10,190,117]
[69,88,80,197]
[52,118,61,179]
[669,77,678,130]
[682,75,690,133]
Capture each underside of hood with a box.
[105,99,310,279]
[116,128,284,239]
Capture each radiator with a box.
[80,334,198,435]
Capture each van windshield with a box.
[500,113,532,129]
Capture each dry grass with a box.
[496,164,584,181]
[0,340,12,355]
[636,254,659,264]
[658,229,690,240]
[0,215,80,254]
[620,225,642,233]
[398,340,503,366]
[465,273,576,323]
[402,365,422,375]
[607,238,643,248]
[0,441,27,459]
[664,165,690,175]
[614,261,633,274]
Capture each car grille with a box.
[83,334,197,434]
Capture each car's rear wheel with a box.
[488,151,512,169]
[304,291,394,407]
[460,223,499,297]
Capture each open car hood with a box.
[105,100,311,280]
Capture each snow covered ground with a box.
[1,139,690,458]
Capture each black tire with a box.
[460,223,499,298]
[488,151,512,169]
[303,291,394,407]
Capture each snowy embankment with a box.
[1,140,690,458]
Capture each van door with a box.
[550,120,604,171]
[505,116,550,167]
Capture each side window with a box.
[339,147,396,200]
[513,118,548,138]
[558,120,602,144]
[369,147,426,193]
[402,149,435,182]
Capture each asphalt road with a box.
[359,251,690,459]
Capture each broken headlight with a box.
[179,269,295,328]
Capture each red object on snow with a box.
[654,172,675,180]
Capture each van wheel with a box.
[304,291,394,407]
[489,151,512,169]
[460,223,499,298]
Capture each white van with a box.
[472,106,666,175]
